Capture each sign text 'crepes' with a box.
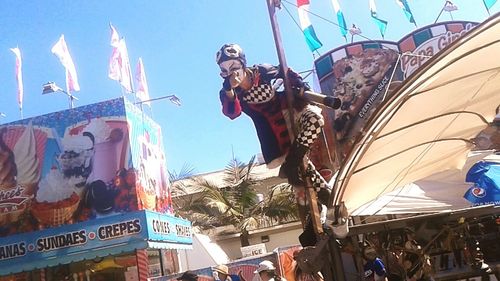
[97,219,141,240]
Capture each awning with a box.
[331,12,500,213]
[0,210,192,276]
[351,151,497,216]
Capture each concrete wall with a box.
[214,222,303,260]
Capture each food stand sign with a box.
[0,210,192,276]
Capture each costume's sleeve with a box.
[257,63,308,89]
[257,63,282,81]
[287,67,310,90]
[219,89,242,119]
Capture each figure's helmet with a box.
[216,43,246,66]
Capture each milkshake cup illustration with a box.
[84,118,123,183]
[57,132,94,187]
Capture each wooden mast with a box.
[265,0,323,236]
[265,2,347,280]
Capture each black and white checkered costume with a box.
[220,64,331,195]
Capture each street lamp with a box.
[134,94,181,106]
[42,82,78,109]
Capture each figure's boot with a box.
[279,142,309,185]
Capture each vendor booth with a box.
[0,97,192,281]
[310,13,500,281]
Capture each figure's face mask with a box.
[219,59,244,79]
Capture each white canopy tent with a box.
[351,151,498,216]
[331,13,500,214]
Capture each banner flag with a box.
[118,39,133,93]
[297,0,323,52]
[483,0,498,13]
[10,47,24,110]
[108,24,133,93]
[395,0,417,26]
[135,58,151,106]
[51,34,80,92]
[331,0,348,39]
[369,0,388,38]
[108,24,121,81]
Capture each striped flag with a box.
[483,0,498,13]
[369,0,388,38]
[51,34,80,92]
[135,58,151,105]
[395,0,416,26]
[331,0,348,39]
[108,24,133,93]
[297,0,323,52]
[10,47,24,110]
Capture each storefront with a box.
[0,210,192,281]
[0,97,192,281]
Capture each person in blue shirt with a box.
[362,246,388,281]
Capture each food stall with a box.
[0,97,192,281]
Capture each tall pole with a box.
[266,0,324,234]
[66,79,73,109]
[265,1,346,280]
[266,0,295,136]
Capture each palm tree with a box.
[172,155,298,247]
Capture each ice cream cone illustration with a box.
[0,122,41,224]
[32,167,81,227]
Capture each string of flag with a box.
[297,0,323,52]
[369,0,388,39]
[287,0,493,53]
[330,0,348,40]
[395,0,417,27]
[4,0,499,113]
[484,0,498,15]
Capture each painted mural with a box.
[0,97,172,237]
[312,20,478,169]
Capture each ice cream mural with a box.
[0,121,44,225]
[0,97,173,236]
[125,100,172,214]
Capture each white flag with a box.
[135,58,150,105]
[51,35,80,92]
[108,24,133,93]
[118,39,133,93]
[10,47,24,110]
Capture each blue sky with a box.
[0,1,498,175]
